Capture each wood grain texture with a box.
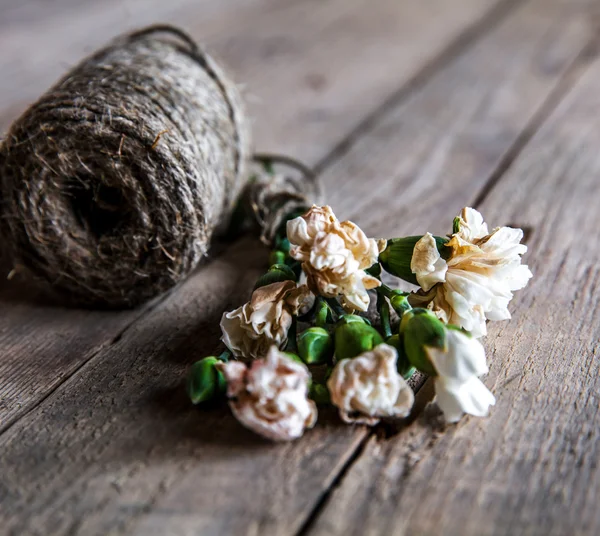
[0,0,503,430]
[0,1,595,535]
[307,19,600,536]
[0,0,502,167]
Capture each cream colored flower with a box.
[327,343,414,425]
[287,205,385,312]
[218,346,317,441]
[426,328,495,423]
[410,207,532,337]
[221,281,312,359]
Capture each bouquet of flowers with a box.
[187,159,532,441]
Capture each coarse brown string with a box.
[247,153,322,246]
[0,25,251,308]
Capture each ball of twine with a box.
[0,25,250,307]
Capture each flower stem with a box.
[217,349,231,362]
[377,293,393,339]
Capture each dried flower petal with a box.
[411,208,532,337]
[218,347,317,441]
[287,205,384,312]
[221,281,313,359]
[327,343,414,425]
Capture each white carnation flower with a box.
[426,328,496,422]
[218,347,317,441]
[327,343,414,425]
[410,207,532,337]
[220,281,312,359]
[287,205,385,312]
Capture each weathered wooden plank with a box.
[0,1,594,535]
[307,22,600,536]
[0,0,502,430]
[0,0,504,166]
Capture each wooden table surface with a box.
[1,0,599,534]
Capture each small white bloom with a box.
[218,347,317,441]
[410,208,532,337]
[426,329,496,423]
[287,205,385,312]
[327,343,414,425]
[220,281,312,359]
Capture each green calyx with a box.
[298,327,334,365]
[379,236,450,284]
[400,308,446,376]
[335,319,384,360]
[254,263,297,289]
[187,356,227,405]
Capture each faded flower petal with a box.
[221,281,313,359]
[410,207,532,337]
[218,347,317,441]
[327,343,414,425]
[426,329,495,422]
[287,205,384,312]
[411,233,448,292]
[455,207,489,241]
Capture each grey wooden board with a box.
[0,0,502,430]
[308,12,600,536]
[0,0,596,534]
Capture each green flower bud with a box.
[400,308,446,376]
[187,357,227,404]
[379,236,449,284]
[269,250,287,266]
[389,293,411,317]
[386,334,416,379]
[314,299,332,327]
[338,314,368,325]
[335,321,384,360]
[254,263,296,289]
[298,327,334,365]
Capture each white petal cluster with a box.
[410,207,532,337]
[221,281,313,359]
[218,347,317,441]
[287,205,385,312]
[426,329,496,423]
[327,344,414,425]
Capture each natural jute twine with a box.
[0,25,250,307]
